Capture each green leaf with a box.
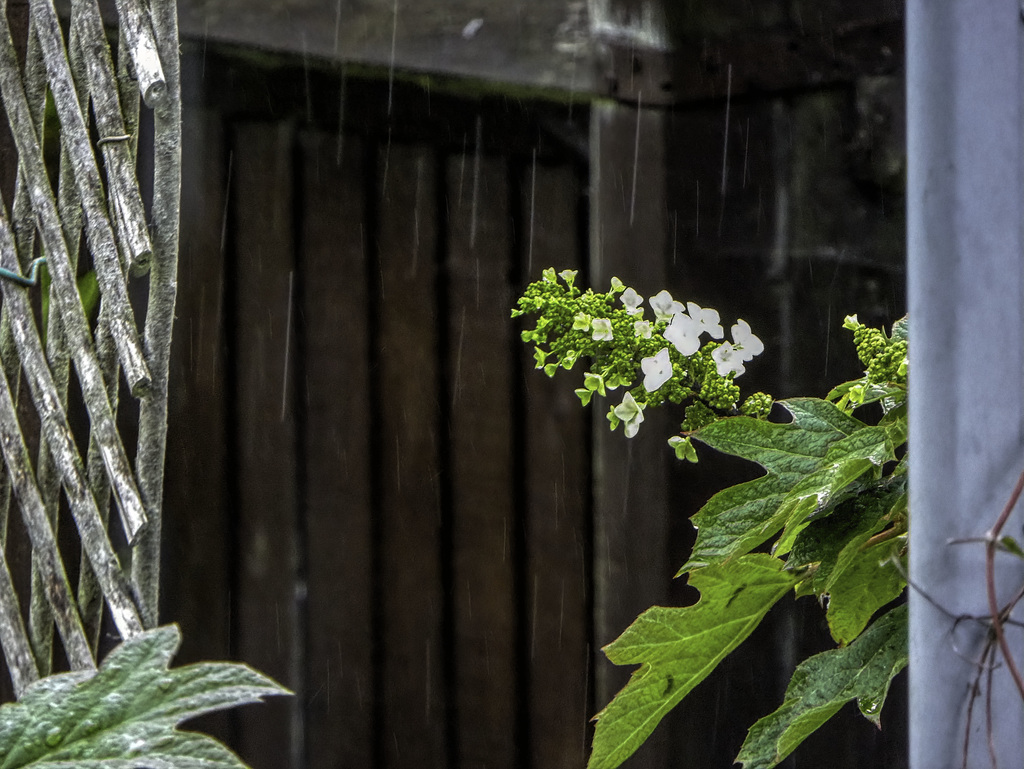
[773,417,905,557]
[683,399,867,571]
[788,478,904,596]
[0,625,289,769]
[589,555,798,769]
[735,604,907,769]
[825,545,905,644]
[890,316,908,342]
[1001,536,1024,559]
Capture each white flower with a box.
[686,302,724,339]
[573,312,591,331]
[712,342,747,377]
[641,348,673,392]
[559,269,578,287]
[664,312,702,356]
[592,318,613,341]
[650,290,685,322]
[731,319,764,361]
[613,392,645,438]
[620,287,644,315]
[712,320,764,377]
[634,320,652,339]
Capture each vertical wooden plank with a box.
[164,82,231,685]
[232,121,300,769]
[446,150,518,769]
[377,142,446,769]
[523,161,591,769]
[590,100,670,769]
[300,130,374,769]
[165,45,234,745]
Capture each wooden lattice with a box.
[0,0,179,697]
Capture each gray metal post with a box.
[908,1,1024,766]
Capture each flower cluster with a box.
[513,268,774,457]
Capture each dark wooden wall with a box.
[166,47,594,769]
[162,10,908,768]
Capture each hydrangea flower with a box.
[621,288,644,315]
[650,290,685,322]
[731,319,764,360]
[641,348,673,392]
[592,318,613,341]
[712,343,747,377]
[559,269,578,287]
[573,312,591,331]
[686,302,724,339]
[634,320,652,339]
[613,391,645,437]
[664,312,702,356]
[712,319,764,376]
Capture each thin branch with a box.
[984,465,1024,700]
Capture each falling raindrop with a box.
[282,269,294,422]
[531,574,539,661]
[718,63,733,238]
[742,117,750,189]
[387,0,399,116]
[333,0,343,55]
[451,307,467,408]
[720,63,732,198]
[695,179,700,238]
[527,147,537,276]
[336,64,347,166]
[458,132,468,208]
[408,155,423,277]
[630,92,642,227]
[470,115,482,249]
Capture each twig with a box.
[984,466,1024,700]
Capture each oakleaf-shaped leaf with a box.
[825,546,905,644]
[735,605,907,769]
[773,416,906,557]
[788,478,905,597]
[589,555,797,769]
[0,625,289,769]
[683,399,866,571]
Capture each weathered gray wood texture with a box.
[178,0,593,93]
[66,0,898,99]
